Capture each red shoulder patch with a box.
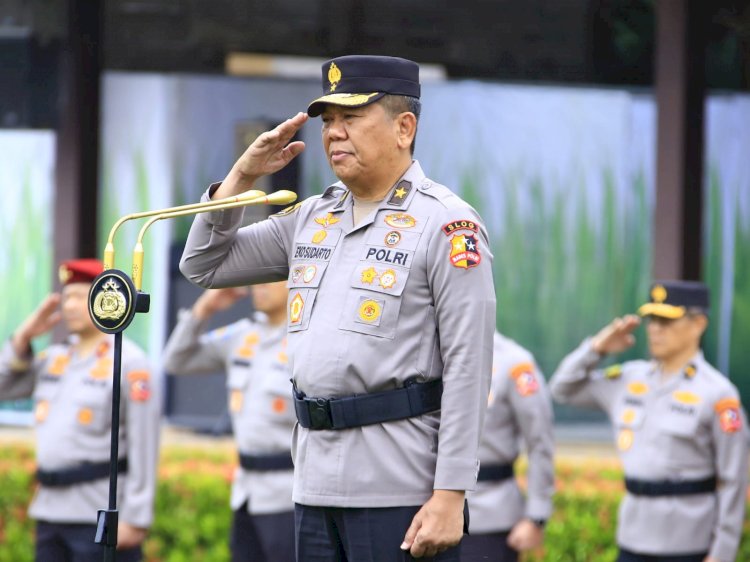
[127,370,151,402]
[510,362,539,397]
[448,233,481,269]
[715,398,742,433]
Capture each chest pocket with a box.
[260,369,295,421]
[338,259,412,339]
[226,367,250,414]
[287,236,338,333]
[74,385,111,434]
[615,399,647,430]
[658,391,703,438]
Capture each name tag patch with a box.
[364,247,411,267]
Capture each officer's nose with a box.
[324,117,347,140]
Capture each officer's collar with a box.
[331,160,426,213]
[648,351,704,380]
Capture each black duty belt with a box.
[477,463,514,482]
[625,476,716,497]
[239,452,294,471]
[293,378,443,430]
[36,458,128,487]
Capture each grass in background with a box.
[703,165,750,402]
[729,202,750,398]
[0,170,53,345]
[3,443,750,562]
[98,152,155,354]
[461,168,652,391]
[0,169,52,413]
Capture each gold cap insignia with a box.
[59,265,72,284]
[651,284,667,303]
[328,62,342,92]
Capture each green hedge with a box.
[0,445,748,561]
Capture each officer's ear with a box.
[395,111,417,152]
[688,311,708,337]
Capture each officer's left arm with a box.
[427,209,496,492]
[402,209,495,557]
[120,353,161,532]
[707,394,749,562]
[508,362,555,525]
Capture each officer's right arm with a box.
[162,310,235,375]
[548,338,619,410]
[0,340,38,400]
[0,294,61,399]
[179,186,296,288]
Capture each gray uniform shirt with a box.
[180,160,496,508]
[550,339,749,561]
[467,332,554,533]
[163,309,295,514]
[0,336,160,527]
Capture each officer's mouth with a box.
[330,150,352,164]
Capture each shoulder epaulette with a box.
[605,364,622,379]
[684,362,697,379]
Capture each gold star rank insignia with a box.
[387,180,412,206]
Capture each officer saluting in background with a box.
[462,332,554,562]
[550,281,748,562]
[0,259,160,561]
[180,55,496,560]
[163,281,295,562]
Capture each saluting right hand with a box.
[214,112,308,199]
[591,314,641,356]
[193,287,251,321]
[12,293,62,355]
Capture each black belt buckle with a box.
[308,397,334,430]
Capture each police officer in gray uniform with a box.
[0,259,160,561]
[180,55,496,560]
[463,332,554,562]
[163,281,295,562]
[549,281,748,562]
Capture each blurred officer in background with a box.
[549,281,748,562]
[163,281,295,562]
[180,54,496,560]
[0,259,160,561]
[462,332,554,562]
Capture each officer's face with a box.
[251,281,288,315]
[61,283,97,335]
[320,102,404,189]
[645,313,707,360]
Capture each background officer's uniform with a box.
[549,283,748,562]
[163,309,295,562]
[180,56,496,561]
[0,261,160,562]
[463,332,554,562]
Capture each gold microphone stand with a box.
[87,189,297,561]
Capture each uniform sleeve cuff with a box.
[709,541,736,562]
[200,184,245,228]
[433,457,479,491]
[525,497,553,520]
[580,338,604,367]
